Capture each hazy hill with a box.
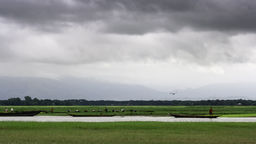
[172,82,256,100]
[0,77,255,100]
[0,77,167,100]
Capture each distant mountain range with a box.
[0,77,167,100]
[0,76,255,100]
[172,82,256,100]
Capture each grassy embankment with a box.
[0,122,255,144]
[1,106,256,117]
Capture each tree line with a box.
[0,96,256,106]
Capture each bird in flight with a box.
[169,92,176,95]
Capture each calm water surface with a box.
[0,116,256,122]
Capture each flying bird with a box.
[169,90,178,95]
[169,92,176,95]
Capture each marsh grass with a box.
[222,113,256,117]
[0,122,256,144]
[1,106,256,117]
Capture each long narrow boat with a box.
[0,111,41,116]
[170,114,219,118]
[68,114,115,117]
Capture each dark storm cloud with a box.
[0,0,256,66]
[0,0,256,34]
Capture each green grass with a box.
[1,106,256,117]
[0,122,255,144]
[222,113,256,117]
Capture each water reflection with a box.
[0,116,256,122]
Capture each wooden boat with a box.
[170,114,219,118]
[68,114,115,117]
[0,111,41,116]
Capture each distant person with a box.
[10,108,14,112]
[4,108,8,113]
[209,107,213,115]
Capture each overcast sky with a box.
[1,0,256,92]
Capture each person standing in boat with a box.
[209,107,213,115]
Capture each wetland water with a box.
[0,116,256,122]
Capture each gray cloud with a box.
[2,0,256,98]
[0,0,256,34]
[0,0,256,67]
[1,24,254,65]
[0,34,16,62]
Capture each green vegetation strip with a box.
[0,122,256,144]
[222,113,256,117]
[1,106,256,117]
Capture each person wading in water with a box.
[209,107,213,115]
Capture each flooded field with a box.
[0,116,256,122]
